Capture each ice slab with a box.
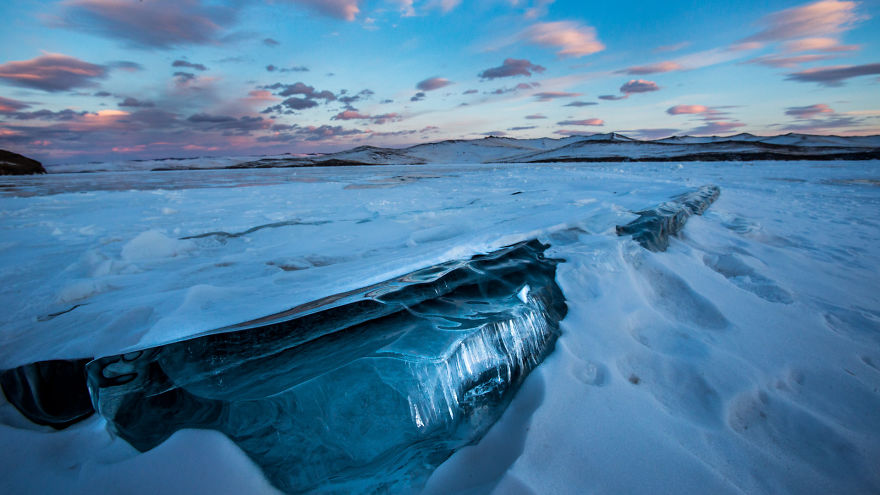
[616,185,720,251]
[85,239,566,493]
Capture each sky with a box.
[0,0,879,164]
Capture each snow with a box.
[1,159,879,494]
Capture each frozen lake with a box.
[1,161,879,494]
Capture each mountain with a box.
[41,133,880,173]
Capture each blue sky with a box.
[0,0,879,163]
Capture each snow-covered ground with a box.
[1,160,879,493]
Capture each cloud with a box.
[522,21,605,57]
[554,129,603,136]
[263,37,280,46]
[654,42,690,53]
[480,131,507,136]
[785,103,834,118]
[786,63,880,86]
[525,114,546,119]
[264,82,336,101]
[391,0,416,17]
[782,37,858,53]
[0,53,107,92]
[564,101,597,107]
[745,0,863,42]
[689,121,747,135]
[410,91,426,102]
[666,104,733,121]
[243,90,279,104]
[118,97,154,108]
[109,61,143,71]
[266,64,309,72]
[667,104,710,115]
[508,126,538,131]
[557,119,603,126]
[332,110,402,124]
[623,128,680,139]
[173,71,196,85]
[282,0,361,21]
[534,91,581,101]
[172,60,208,71]
[778,115,866,132]
[478,58,546,80]
[337,88,375,108]
[259,124,364,143]
[57,0,235,48]
[598,95,626,101]
[186,113,268,135]
[667,104,745,134]
[416,77,453,91]
[0,96,31,112]
[463,89,478,95]
[523,0,555,19]
[617,61,682,75]
[620,79,659,94]
[745,53,838,68]
[280,97,320,110]
[1,108,88,121]
[489,82,540,95]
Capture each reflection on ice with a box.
[86,239,567,493]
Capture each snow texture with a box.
[1,159,879,494]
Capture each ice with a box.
[1,160,879,494]
[615,184,720,251]
[85,240,566,493]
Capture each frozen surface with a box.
[1,160,880,494]
[87,240,566,493]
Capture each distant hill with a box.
[0,150,47,175]
[45,133,880,173]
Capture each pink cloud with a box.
[59,0,235,48]
[332,110,402,124]
[0,53,107,92]
[557,119,604,126]
[667,105,710,115]
[785,103,834,118]
[0,96,31,113]
[745,0,864,42]
[522,21,605,57]
[667,105,746,134]
[284,0,361,21]
[746,53,840,68]
[617,61,682,75]
[783,37,859,52]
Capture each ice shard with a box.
[616,185,720,251]
[0,358,94,429]
[87,239,567,493]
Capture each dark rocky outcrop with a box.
[0,150,47,175]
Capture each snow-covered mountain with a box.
[45,132,880,173]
